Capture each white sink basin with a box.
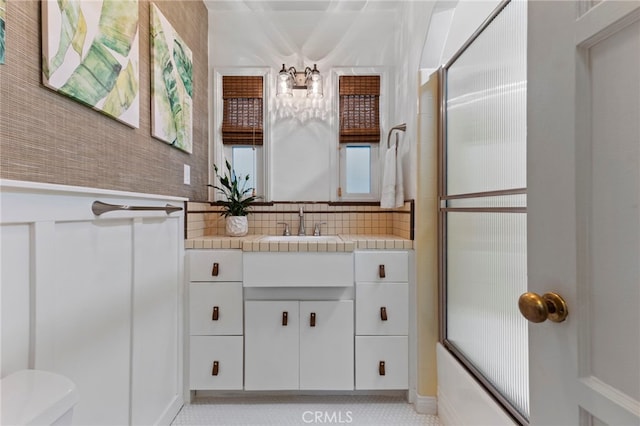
[259,235,342,243]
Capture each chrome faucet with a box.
[298,207,305,236]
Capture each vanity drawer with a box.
[189,250,242,282]
[356,283,408,335]
[189,336,243,390]
[355,336,408,390]
[189,282,243,335]
[355,251,408,282]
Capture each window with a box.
[221,76,263,145]
[345,145,371,193]
[213,72,268,199]
[229,145,260,194]
[338,75,381,200]
[339,75,380,143]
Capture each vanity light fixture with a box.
[276,64,323,98]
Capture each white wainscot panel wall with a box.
[0,180,185,426]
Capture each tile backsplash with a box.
[186,201,413,240]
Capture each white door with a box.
[527,1,640,424]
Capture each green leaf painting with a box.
[42,0,140,127]
[45,0,83,78]
[0,0,6,65]
[173,39,192,98]
[150,4,193,153]
[60,42,123,105]
[103,60,138,118]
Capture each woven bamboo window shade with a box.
[339,75,380,143]
[222,76,264,145]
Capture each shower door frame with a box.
[437,1,528,424]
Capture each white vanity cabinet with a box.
[244,300,354,391]
[354,251,409,390]
[186,247,410,394]
[187,250,243,390]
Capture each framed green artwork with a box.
[42,0,140,127]
[150,3,193,153]
[0,0,6,64]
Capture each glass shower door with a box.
[440,0,529,422]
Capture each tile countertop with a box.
[184,235,413,252]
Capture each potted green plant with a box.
[209,160,258,236]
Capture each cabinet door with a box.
[356,283,408,335]
[244,301,299,390]
[190,336,243,390]
[299,301,354,390]
[189,282,243,335]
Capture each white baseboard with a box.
[412,392,438,415]
[192,390,408,399]
[158,395,184,425]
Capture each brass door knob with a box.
[518,292,568,323]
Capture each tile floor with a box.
[171,395,440,425]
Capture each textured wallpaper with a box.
[0,0,209,200]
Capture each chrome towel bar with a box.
[387,123,407,149]
[92,200,183,216]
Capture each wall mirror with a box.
[211,67,388,203]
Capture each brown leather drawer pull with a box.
[212,361,219,376]
[379,361,386,376]
[379,264,386,278]
[380,306,388,321]
[310,312,316,327]
[282,311,288,326]
[212,262,219,276]
[212,306,219,321]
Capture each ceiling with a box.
[204,0,405,12]
[205,0,421,65]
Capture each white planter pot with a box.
[226,216,248,236]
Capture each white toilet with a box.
[1,369,79,425]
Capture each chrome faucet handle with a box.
[313,222,327,236]
[277,222,290,236]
